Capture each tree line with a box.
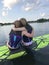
[0,18,49,26]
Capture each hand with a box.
[22,31,27,35]
[22,30,34,37]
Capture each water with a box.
[0,22,49,45]
[0,22,49,65]
[30,22,49,36]
[0,25,13,45]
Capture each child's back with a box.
[9,29,22,49]
[7,20,23,49]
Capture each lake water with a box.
[0,22,49,46]
[0,22,49,65]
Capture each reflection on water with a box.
[0,22,49,45]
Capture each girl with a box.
[20,18,35,57]
[7,20,25,49]
[12,18,35,58]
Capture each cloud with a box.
[2,11,8,16]
[0,20,3,23]
[36,0,40,4]
[46,0,49,2]
[2,0,20,9]
[22,3,34,11]
[0,18,4,23]
[22,0,41,11]
[23,7,32,11]
[22,0,25,2]
[2,0,20,16]
[22,6,33,11]
[40,13,45,17]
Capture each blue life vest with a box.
[9,30,22,48]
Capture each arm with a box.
[22,30,34,37]
[12,27,26,31]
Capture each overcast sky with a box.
[0,0,49,23]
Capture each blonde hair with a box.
[20,18,27,26]
[14,20,22,28]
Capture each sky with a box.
[0,0,49,23]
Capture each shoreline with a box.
[0,18,49,26]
